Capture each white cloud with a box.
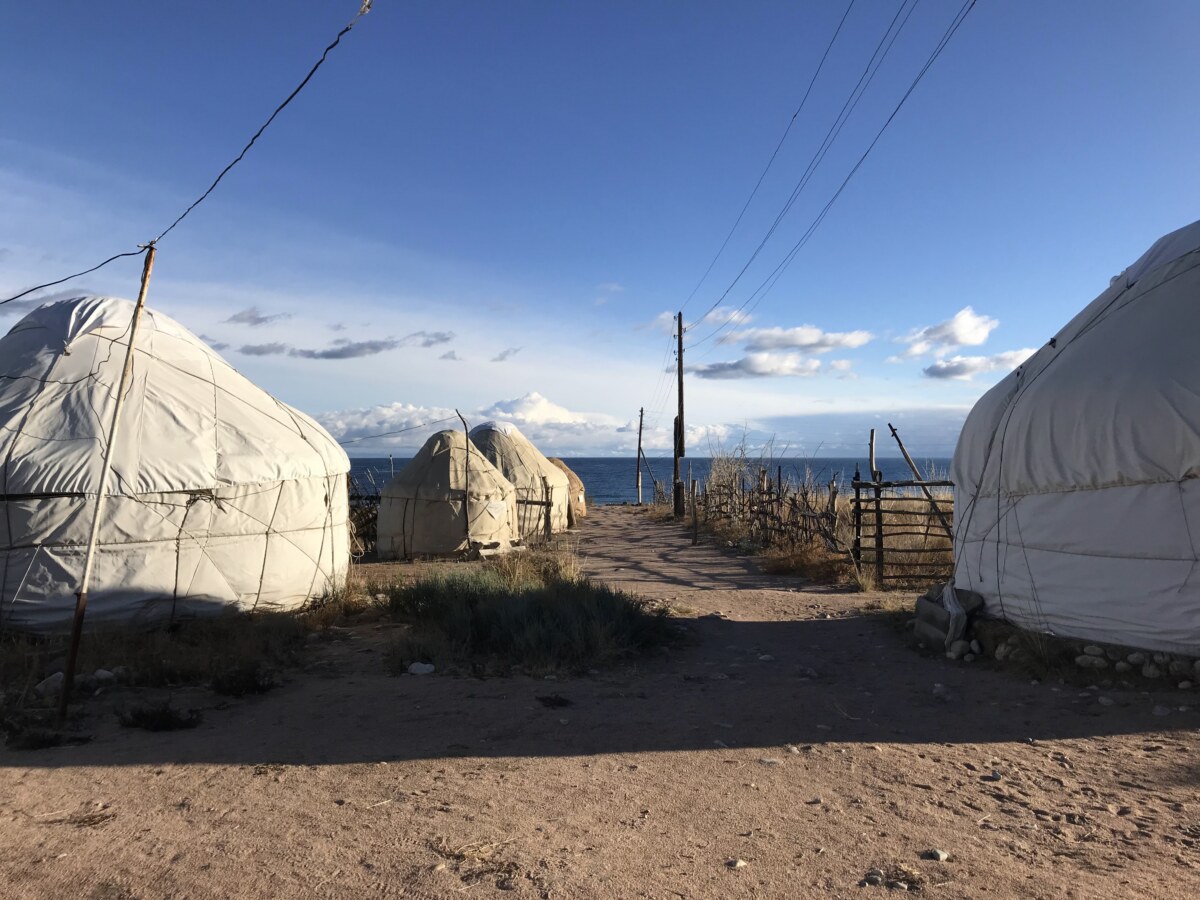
[900,306,999,358]
[690,306,751,330]
[689,352,822,380]
[829,359,857,380]
[722,325,872,353]
[922,348,1037,380]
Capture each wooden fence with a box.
[851,478,954,585]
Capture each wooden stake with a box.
[673,311,685,518]
[60,245,156,721]
[887,422,953,540]
[868,427,878,482]
[691,480,699,545]
[635,407,643,506]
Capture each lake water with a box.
[349,456,952,506]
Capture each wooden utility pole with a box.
[673,311,685,518]
[635,407,644,505]
[60,245,157,721]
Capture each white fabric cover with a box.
[469,422,569,538]
[548,457,587,526]
[377,429,518,558]
[952,220,1200,653]
[0,296,350,633]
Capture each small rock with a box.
[497,877,517,890]
[726,858,747,869]
[1168,660,1190,677]
[111,666,132,683]
[1083,645,1105,657]
[407,662,435,676]
[1105,647,1124,661]
[1097,696,1115,706]
[885,881,908,891]
[947,640,970,660]
[921,849,950,862]
[866,868,885,879]
[862,874,884,886]
[981,770,1002,782]
[1153,652,1170,666]
[34,672,64,698]
[969,639,982,655]
[758,654,775,661]
[1127,652,1146,665]
[994,644,1010,661]
[964,653,976,662]
[758,758,782,767]
[1152,705,1171,716]
[93,668,116,685]
[1142,664,1162,679]
[1075,655,1107,670]
[1179,681,1193,690]
[1114,661,1132,673]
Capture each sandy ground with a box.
[2,505,1198,899]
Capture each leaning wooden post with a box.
[60,245,156,721]
[886,422,953,540]
[456,410,472,546]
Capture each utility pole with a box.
[673,311,685,518]
[635,407,644,505]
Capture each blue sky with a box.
[2,1,1197,457]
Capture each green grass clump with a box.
[380,564,674,676]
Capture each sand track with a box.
[2,505,1197,898]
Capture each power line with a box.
[1,1,372,307]
[687,0,920,338]
[679,0,857,315]
[338,415,460,446]
[689,0,979,356]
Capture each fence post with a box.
[852,464,862,570]
[873,479,885,587]
[542,476,552,542]
[691,480,699,545]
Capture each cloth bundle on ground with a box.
[547,457,586,527]
[913,582,985,652]
[0,296,350,633]
[376,429,519,559]
[468,422,569,539]
[952,219,1200,654]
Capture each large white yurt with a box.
[468,422,570,539]
[0,296,351,633]
[952,219,1200,653]
[377,429,519,558]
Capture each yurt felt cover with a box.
[952,220,1200,653]
[0,296,350,633]
[548,457,586,526]
[377,429,518,558]
[469,422,569,538]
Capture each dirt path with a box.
[2,506,1198,899]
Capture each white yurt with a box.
[468,422,570,539]
[548,457,587,527]
[952,219,1200,653]
[377,429,519,559]
[0,296,351,633]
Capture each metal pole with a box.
[60,245,156,720]
[673,311,685,518]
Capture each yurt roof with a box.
[382,429,514,502]
[0,296,348,497]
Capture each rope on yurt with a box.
[251,482,286,613]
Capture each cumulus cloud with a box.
[225,306,290,327]
[492,347,521,362]
[290,338,401,360]
[238,342,290,356]
[400,330,454,348]
[828,359,857,380]
[689,352,822,380]
[899,306,998,357]
[722,325,872,353]
[200,334,229,351]
[439,350,462,361]
[923,348,1038,380]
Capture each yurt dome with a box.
[0,296,350,633]
[468,422,570,539]
[377,429,518,559]
[548,457,586,527]
[952,219,1200,653]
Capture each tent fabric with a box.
[547,457,586,527]
[377,429,518,558]
[0,296,350,633]
[952,220,1200,653]
[469,422,569,539]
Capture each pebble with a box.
[1097,696,1115,707]
[1153,652,1170,666]
[34,672,64,698]
[407,662,435,676]
[1075,655,1107,669]
[921,849,950,862]
[862,874,883,887]
[1152,705,1171,717]
[1127,652,1146,665]
[885,881,908,891]
[970,639,982,655]
[1179,681,1193,690]
[93,668,116,686]
[981,770,1002,782]
[964,653,976,662]
[758,654,775,661]
[1083,645,1105,657]
[1142,664,1162,679]
[947,640,970,660]
[866,868,885,879]
[758,758,782,767]
[1168,660,1191,677]
[726,858,747,869]
[1114,661,1132,673]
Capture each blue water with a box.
[349,457,951,506]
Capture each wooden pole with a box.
[852,464,862,571]
[886,422,953,540]
[868,427,878,481]
[691,479,699,545]
[456,410,471,545]
[60,245,156,721]
[542,475,552,542]
[635,407,644,506]
[673,311,685,518]
[873,479,885,587]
